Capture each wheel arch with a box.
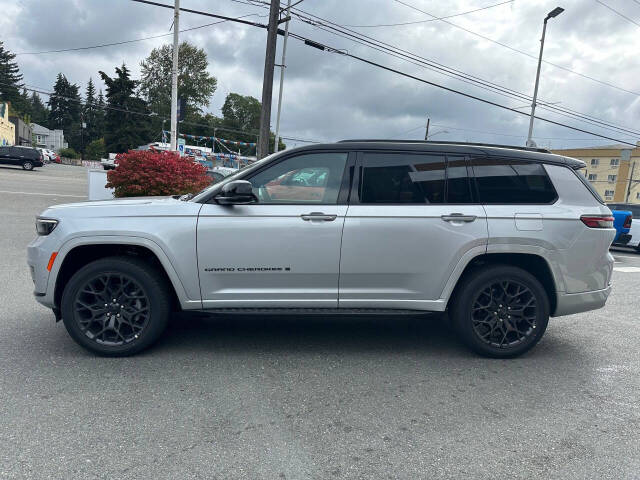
[445,252,558,316]
[53,237,192,312]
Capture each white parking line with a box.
[613,267,640,273]
[0,190,85,198]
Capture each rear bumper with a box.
[613,233,632,246]
[553,285,612,317]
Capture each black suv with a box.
[0,146,44,170]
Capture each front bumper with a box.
[27,236,57,308]
[553,285,612,317]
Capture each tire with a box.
[450,265,549,358]
[22,160,34,171]
[61,257,171,356]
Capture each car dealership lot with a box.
[0,164,639,479]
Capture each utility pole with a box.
[170,0,180,151]
[258,0,280,159]
[424,117,430,140]
[273,0,292,154]
[626,161,636,203]
[526,7,564,147]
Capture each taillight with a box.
[623,215,632,229]
[581,215,614,228]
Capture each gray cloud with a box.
[2,0,639,149]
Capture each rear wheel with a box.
[61,257,171,356]
[450,265,549,358]
[22,160,34,170]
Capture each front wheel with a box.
[450,265,549,358]
[61,257,171,356]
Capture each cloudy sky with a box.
[1,0,639,149]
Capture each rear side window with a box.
[359,153,471,204]
[471,158,557,204]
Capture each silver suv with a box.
[28,141,615,357]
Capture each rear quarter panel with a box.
[483,164,614,294]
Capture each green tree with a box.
[85,138,106,160]
[30,91,49,125]
[95,89,106,139]
[99,64,152,153]
[0,41,24,114]
[139,41,217,127]
[83,78,100,143]
[48,73,82,151]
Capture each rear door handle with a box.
[301,212,337,222]
[441,213,477,223]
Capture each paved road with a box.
[1,164,639,479]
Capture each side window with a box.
[360,153,445,204]
[359,153,472,204]
[247,152,348,204]
[471,158,557,204]
[447,156,473,204]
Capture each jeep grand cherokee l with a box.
[28,141,615,357]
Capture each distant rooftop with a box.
[553,142,640,151]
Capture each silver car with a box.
[28,141,615,357]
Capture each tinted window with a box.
[472,159,557,204]
[248,152,348,204]
[447,156,473,204]
[360,153,471,204]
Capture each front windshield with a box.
[190,152,278,202]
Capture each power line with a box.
[392,0,640,97]
[14,12,264,56]
[344,0,513,28]
[594,0,640,28]
[31,1,635,147]
[289,7,640,138]
[127,0,638,145]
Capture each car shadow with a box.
[152,311,468,356]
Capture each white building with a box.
[31,123,67,151]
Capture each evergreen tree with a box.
[48,73,82,150]
[83,78,99,143]
[0,41,25,114]
[95,89,106,139]
[30,91,49,125]
[99,64,152,153]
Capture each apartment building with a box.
[551,143,640,203]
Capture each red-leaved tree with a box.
[106,150,211,197]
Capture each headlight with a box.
[36,218,58,236]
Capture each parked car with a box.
[0,145,44,170]
[609,203,640,251]
[206,166,237,183]
[36,148,51,163]
[608,208,632,246]
[29,141,615,358]
[46,149,61,164]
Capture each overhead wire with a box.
[288,7,640,138]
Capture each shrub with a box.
[106,149,211,198]
[85,138,106,160]
[58,147,79,158]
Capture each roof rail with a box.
[337,139,551,154]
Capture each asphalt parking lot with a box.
[1,163,639,479]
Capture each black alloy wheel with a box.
[73,273,151,346]
[451,265,549,358]
[61,257,170,356]
[471,280,537,349]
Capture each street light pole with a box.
[526,6,564,148]
[273,0,292,154]
[170,0,180,152]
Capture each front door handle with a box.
[301,212,337,222]
[441,213,477,223]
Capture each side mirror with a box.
[215,180,257,205]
